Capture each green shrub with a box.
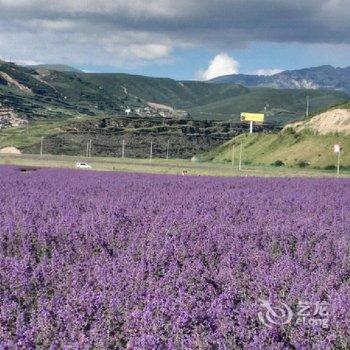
[283,127,296,135]
[297,160,309,168]
[324,165,336,170]
[272,160,285,167]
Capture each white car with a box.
[76,162,91,169]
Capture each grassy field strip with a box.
[1,153,349,177]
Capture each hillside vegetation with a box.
[1,61,348,124]
[79,73,248,109]
[201,102,350,169]
[188,88,348,124]
[0,115,278,159]
[1,61,349,159]
[202,132,350,168]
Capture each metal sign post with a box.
[238,142,243,171]
[150,141,153,161]
[40,137,43,157]
[166,140,170,160]
[231,144,235,168]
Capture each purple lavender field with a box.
[0,166,349,349]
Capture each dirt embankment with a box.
[0,147,22,154]
[284,109,350,135]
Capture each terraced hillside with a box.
[0,116,278,159]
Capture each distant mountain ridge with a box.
[28,64,84,73]
[210,65,350,92]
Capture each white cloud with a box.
[108,43,172,61]
[254,68,283,76]
[0,1,349,69]
[34,19,76,31]
[197,53,239,80]
[103,34,173,62]
[129,44,171,60]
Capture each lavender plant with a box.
[0,166,349,349]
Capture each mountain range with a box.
[0,61,348,127]
[0,60,349,159]
[210,65,350,92]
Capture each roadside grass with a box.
[200,131,350,169]
[0,153,349,178]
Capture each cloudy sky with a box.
[0,0,349,79]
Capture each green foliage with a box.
[324,164,336,170]
[188,88,349,124]
[201,130,350,169]
[297,160,309,168]
[272,160,285,166]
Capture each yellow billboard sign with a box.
[241,113,265,122]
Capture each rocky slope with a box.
[21,116,278,158]
[0,103,25,128]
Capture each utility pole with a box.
[334,144,341,176]
[122,140,125,159]
[238,142,243,171]
[306,96,310,117]
[150,141,153,161]
[89,140,92,157]
[40,136,43,157]
[249,120,253,134]
[166,140,170,160]
[86,142,89,157]
[231,144,235,168]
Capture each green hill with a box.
[78,73,248,109]
[1,61,348,125]
[200,102,350,169]
[188,88,349,124]
[1,61,350,159]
